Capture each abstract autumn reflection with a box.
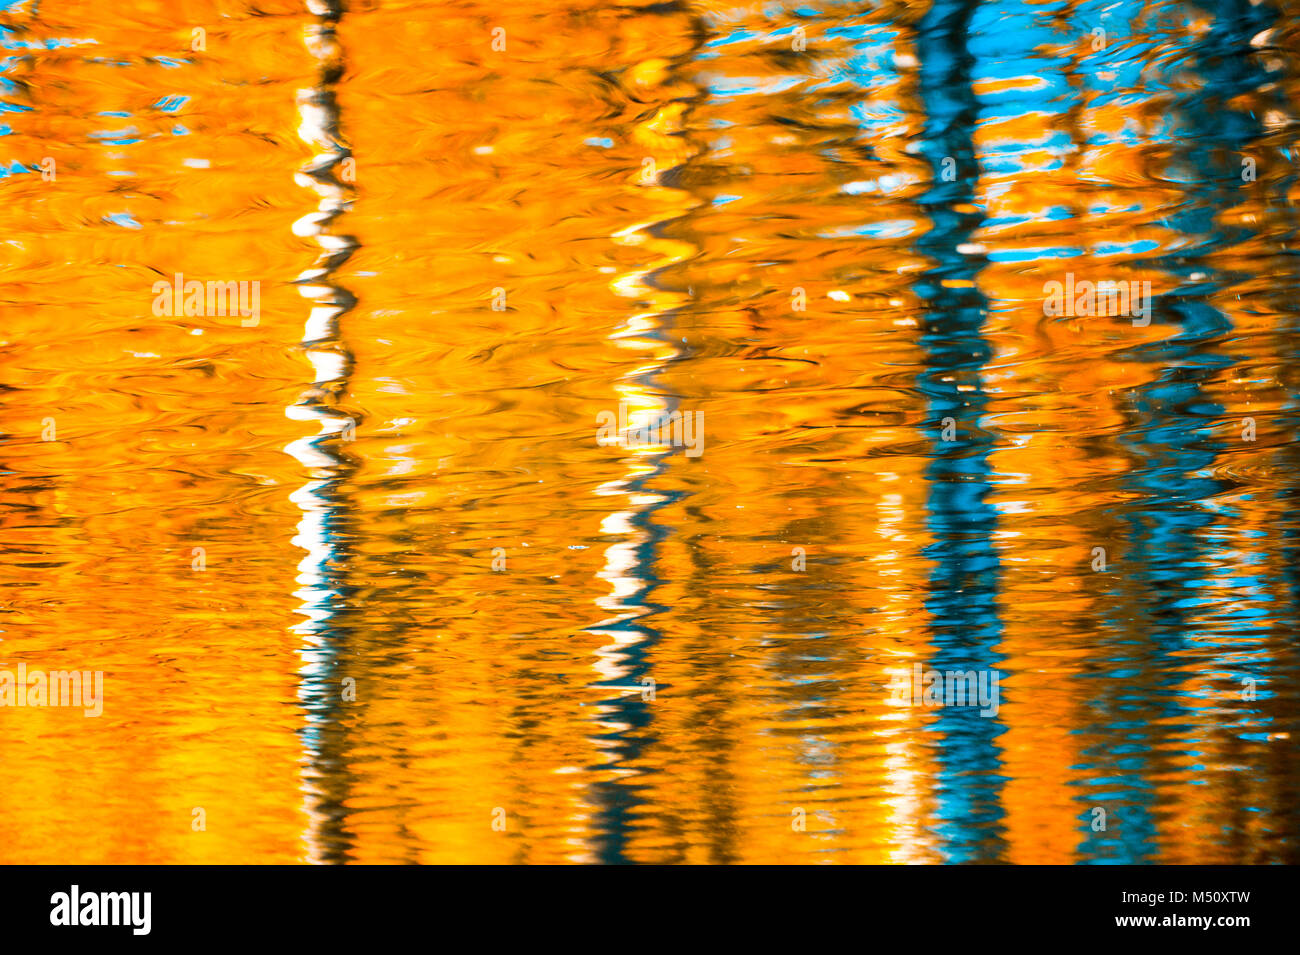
[1,0,1298,863]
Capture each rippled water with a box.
[1,0,1298,864]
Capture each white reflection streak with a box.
[578,201,688,863]
[285,0,356,866]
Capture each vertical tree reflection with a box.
[912,0,1007,862]
[286,0,362,864]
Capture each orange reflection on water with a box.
[2,0,1299,864]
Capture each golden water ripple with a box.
[1,0,1299,864]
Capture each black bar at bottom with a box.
[1,863,1288,943]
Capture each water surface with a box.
[1,0,1299,863]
